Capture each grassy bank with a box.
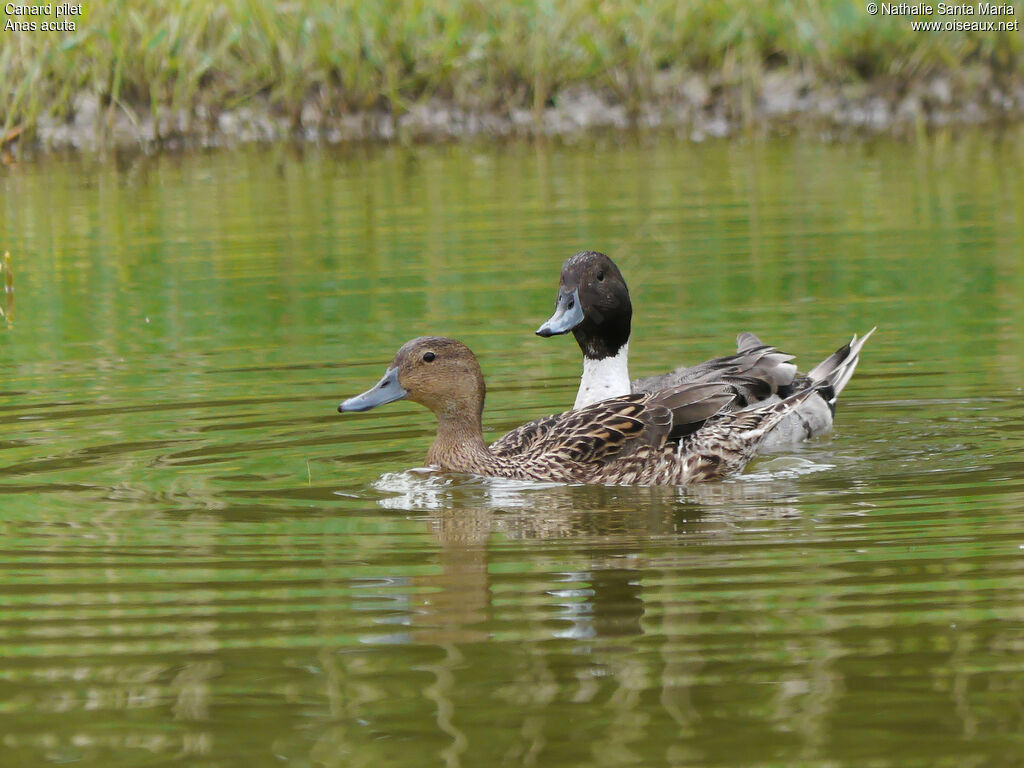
[2,0,1022,151]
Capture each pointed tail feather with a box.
[806,327,876,408]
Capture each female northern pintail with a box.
[338,336,819,486]
[536,251,874,449]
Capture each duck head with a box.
[338,336,486,422]
[536,250,632,360]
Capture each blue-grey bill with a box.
[338,367,408,412]
[536,288,584,337]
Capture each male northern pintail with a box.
[338,336,820,486]
[535,251,874,449]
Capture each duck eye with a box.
[597,270,605,281]
[423,352,436,363]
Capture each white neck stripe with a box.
[574,342,631,409]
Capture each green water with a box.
[1,133,1023,767]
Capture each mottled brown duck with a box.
[338,336,820,486]
[535,250,875,449]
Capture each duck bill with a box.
[338,367,407,413]
[536,288,584,337]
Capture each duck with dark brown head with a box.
[536,251,874,450]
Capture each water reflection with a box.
[0,250,13,325]
[362,470,818,653]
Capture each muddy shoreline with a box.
[10,68,1024,155]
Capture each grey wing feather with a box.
[632,342,797,406]
[736,332,765,352]
[650,381,740,439]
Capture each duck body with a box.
[338,337,818,486]
[536,251,874,450]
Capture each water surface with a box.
[1,133,1023,767]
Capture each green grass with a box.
[2,0,1022,143]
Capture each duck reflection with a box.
[310,469,817,767]
[409,508,492,645]
[371,467,810,648]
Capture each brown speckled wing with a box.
[488,413,562,457]
[527,394,654,465]
[481,385,818,486]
